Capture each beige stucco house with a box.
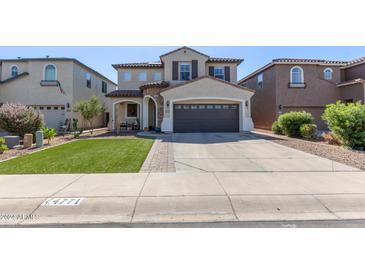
[0,58,117,129]
[106,47,254,133]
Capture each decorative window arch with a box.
[44,64,57,81]
[290,66,304,84]
[11,66,18,77]
[324,68,333,80]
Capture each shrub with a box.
[322,101,365,149]
[272,121,283,135]
[323,132,342,146]
[42,127,57,144]
[72,118,83,139]
[277,111,314,137]
[0,103,44,137]
[0,137,8,154]
[299,123,317,139]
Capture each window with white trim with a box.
[179,63,191,81]
[257,73,263,88]
[11,66,18,77]
[152,71,161,81]
[290,66,304,84]
[86,73,91,88]
[138,71,147,81]
[44,64,56,81]
[213,66,225,80]
[122,71,132,81]
[324,68,333,80]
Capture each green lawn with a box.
[0,139,154,174]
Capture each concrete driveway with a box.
[172,133,358,172]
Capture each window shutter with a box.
[208,66,214,77]
[224,66,230,82]
[192,60,198,79]
[172,61,179,80]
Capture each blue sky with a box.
[1,46,364,83]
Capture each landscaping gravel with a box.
[254,129,365,170]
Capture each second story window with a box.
[11,66,18,77]
[324,68,333,80]
[86,73,91,88]
[138,72,147,81]
[257,73,263,88]
[213,67,225,80]
[44,64,56,81]
[101,81,107,93]
[290,66,304,84]
[153,71,161,81]
[179,63,191,81]
[122,71,132,81]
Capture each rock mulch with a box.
[253,129,365,170]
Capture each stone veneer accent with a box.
[143,87,165,128]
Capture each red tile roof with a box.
[105,90,143,97]
[112,62,163,69]
[207,57,243,64]
[139,81,169,90]
[337,78,365,87]
[273,58,347,65]
[342,57,365,68]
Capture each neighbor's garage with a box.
[36,105,66,129]
[173,104,239,133]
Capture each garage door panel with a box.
[173,104,239,133]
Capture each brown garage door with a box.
[173,104,239,133]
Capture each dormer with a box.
[160,47,209,83]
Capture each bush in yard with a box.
[73,96,104,134]
[42,127,57,144]
[323,132,342,146]
[0,138,8,154]
[72,118,83,138]
[299,123,317,139]
[322,101,365,149]
[0,103,44,137]
[277,111,314,137]
[272,121,283,135]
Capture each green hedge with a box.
[322,101,365,149]
[277,111,314,137]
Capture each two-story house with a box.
[105,47,254,133]
[239,57,365,130]
[0,57,117,129]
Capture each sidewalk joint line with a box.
[130,172,150,223]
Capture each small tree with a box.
[42,127,57,144]
[0,138,8,154]
[0,103,44,137]
[73,96,104,134]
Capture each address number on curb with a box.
[42,198,84,206]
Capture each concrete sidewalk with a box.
[1,171,365,226]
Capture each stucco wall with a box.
[117,68,164,90]
[160,48,209,84]
[243,65,277,129]
[344,63,365,81]
[339,83,365,103]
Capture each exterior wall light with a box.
[245,101,249,107]
[166,100,170,107]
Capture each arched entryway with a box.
[112,99,142,131]
[142,95,158,131]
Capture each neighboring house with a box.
[105,46,254,133]
[0,58,117,129]
[238,57,365,130]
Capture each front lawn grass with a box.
[0,139,154,174]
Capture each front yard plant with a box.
[42,127,57,144]
[0,138,8,154]
[73,96,104,134]
[0,102,44,136]
[322,101,365,150]
[271,121,283,135]
[274,111,314,137]
[299,123,317,139]
[0,139,153,174]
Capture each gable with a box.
[160,47,209,63]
